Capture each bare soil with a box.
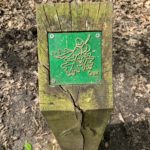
[0,0,150,150]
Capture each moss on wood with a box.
[36,2,113,150]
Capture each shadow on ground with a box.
[99,120,150,150]
[0,27,37,72]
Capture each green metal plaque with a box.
[48,32,102,85]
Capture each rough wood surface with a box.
[36,2,113,150]
[37,2,113,111]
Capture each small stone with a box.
[43,0,48,3]
[12,136,19,141]
[144,108,150,114]
[21,107,26,114]
[8,21,12,28]
[105,142,109,148]
[27,31,33,40]
[118,113,125,123]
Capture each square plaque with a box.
[48,31,102,85]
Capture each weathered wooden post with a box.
[36,1,113,150]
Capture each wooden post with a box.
[36,2,113,150]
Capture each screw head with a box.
[51,79,56,84]
[96,33,100,38]
[49,34,54,39]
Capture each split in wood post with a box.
[36,2,113,150]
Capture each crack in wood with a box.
[37,10,48,31]
[59,85,85,150]
[43,5,52,31]
[54,3,62,31]
[67,89,85,150]
[37,2,113,150]
[85,6,90,30]
[69,2,72,31]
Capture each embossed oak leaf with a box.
[53,34,95,76]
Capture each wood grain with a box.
[36,2,113,150]
[37,2,113,111]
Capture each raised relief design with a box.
[52,35,96,76]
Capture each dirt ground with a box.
[0,0,150,150]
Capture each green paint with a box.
[48,32,102,85]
